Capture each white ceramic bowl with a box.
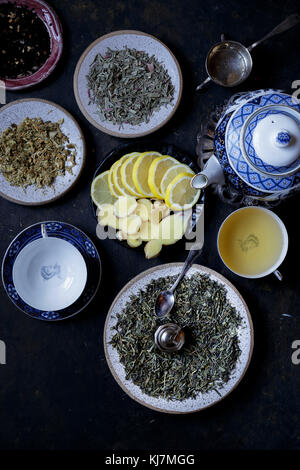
[13,237,87,311]
[74,30,183,138]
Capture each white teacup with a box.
[13,224,87,311]
[217,207,288,280]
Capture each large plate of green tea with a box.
[104,263,254,413]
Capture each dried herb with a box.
[0,3,51,79]
[87,47,175,126]
[111,273,243,401]
[0,118,77,189]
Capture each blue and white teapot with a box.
[192,89,300,204]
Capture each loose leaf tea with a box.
[0,3,51,79]
[0,118,77,189]
[87,47,175,126]
[111,273,243,401]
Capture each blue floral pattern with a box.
[1,222,101,321]
[214,113,265,197]
[85,241,96,257]
[41,311,60,320]
[8,241,21,257]
[7,284,19,301]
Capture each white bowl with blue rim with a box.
[13,224,87,311]
[2,222,101,321]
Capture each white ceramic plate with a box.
[74,30,183,138]
[0,99,86,205]
[104,263,254,414]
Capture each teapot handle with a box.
[191,155,225,189]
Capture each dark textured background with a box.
[0,0,299,452]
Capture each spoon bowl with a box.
[154,249,203,318]
[155,290,175,318]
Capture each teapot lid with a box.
[241,105,300,176]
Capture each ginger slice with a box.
[119,214,142,235]
[114,196,137,218]
[144,239,162,258]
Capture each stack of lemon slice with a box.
[91,151,199,210]
[91,151,200,257]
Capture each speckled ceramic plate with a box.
[0,99,86,205]
[104,263,254,414]
[74,30,183,138]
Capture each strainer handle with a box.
[196,76,211,92]
[248,13,300,52]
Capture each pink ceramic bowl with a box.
[0,0,63,90]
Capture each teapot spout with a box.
[191,155,225,189]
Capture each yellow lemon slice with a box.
[132,151,162,197]
[120,153,143,197]
[165,172,200,211]
[108,161,123,197]
[148,155,178,199]
[112,153,139,196]
[161,163,195,197]
[91,171,117,208]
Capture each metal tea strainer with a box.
[196,13,300,91]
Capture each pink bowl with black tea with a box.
[0,0,63,90]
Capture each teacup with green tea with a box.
[217,207,288,280]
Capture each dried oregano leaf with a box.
[0,117,77,189]
[110,273,243,401]
[87,47,175,127]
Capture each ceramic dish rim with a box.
[103,262,254,414]
[0,98,86,206]
[73,29,183,138]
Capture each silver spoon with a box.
[155,198,205,318]
[155,248,202,318]
[196,13,300,91]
